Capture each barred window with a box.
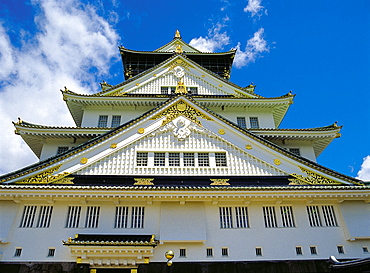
[310,246,317,255]
[131,206,145,228]
[235,207,249,228]
[169,153,180,166]
[20,206,37,228]
[255,247,262,256]
[263,206,277,228]
[48,248,55,257]
[115,206,129,228]
[280,206,295,227]
[219,207,233,228]
[215,153,227,167]
[66,206,81,228]
[111,115,121,127]
[307,206,322,227]
[136,152,148,166]
[307,205,337,227]
[221,248,229,257]
[337,245,344,254]
[296,246,303,255]
[14,248,22,257]
[57,146,69,155]
[154,152,165,166]
[237,117,246,128]
[179,248,186,258]
[183,153,195,166]
[220,207,249,229]
[322,205,338,227]
[85,206,100,228]
[36,206,53,228]
[363,247,369,253]
[187,87,198,95]
[98,115,108,127]
[289,148,301,156]
[206,248,213,257]
[161,87,169,94]
[198,153,209,167]
[249,117,259,129]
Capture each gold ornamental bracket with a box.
[289,166,348,186]
[15,165,74,184]
[210,179,230,186]
[134,178,155,185]
[151,100,213,126]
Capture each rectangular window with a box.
[263,206,277,228]
[255,247,262,256]
[221,248,229,257]
[307,206,322,227]
[219,207,233,228]
[296,246,303,255]
[310,246,317,255]
[179,248,186,258]
[131,206,145,228]
[14,248,22,257]
[280,206,295,228]
[249,117,259,129]
[85,206,100,228]
[289,148,301,156]
[97,115,108,127]
[161,87,169,94]
[169,153,180,166]
[115,206,129,228]
[322,205,338,227]
[57,146,69,155]
[215,153,227,167]
[170,87,176,94]
[337,245,344,254]
[111,115,121,127]
[66,206,81,228]
[36,206,53,228]
[136,152,148,166]
[206,248,213,257]
[183,153,195,167]
[363,247,369,253]
[187,87,198,95]
[20,206,37,228]
[235,207,249,228]
[48,248,55,257]
[198,153,210,167]
[154,152,165,166]
[237,117,246,128]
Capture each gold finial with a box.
[174,30,181,38]
[175,44,183,53]
[150,234,155,243]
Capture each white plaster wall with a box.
[40,139,88,161]
[339,201,370,239]
[269,140,317,162]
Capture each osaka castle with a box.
[1,30,369,273]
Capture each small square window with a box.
[215,153,227,167]
[57,146,69,155]
[14,248,22,257]
[198,153,209,167]
[154,152,165,167]
[296,246,303,255]
[206,248,213,257]
[289,148,301,156]
[48,248,55,257]
[161,87,169,94]
[179,248,186,258]
[187,87,198,95]
[337,246,344,254]
[184,153,195,167]
[363,247,369,253]
[221,248,229,257]
[136,152,148,166]
[169,153,180,167]
[310,246,317,255]
[255,247,262,256]
[237,117,246,128]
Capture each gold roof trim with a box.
[14,165,74,184]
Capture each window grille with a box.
[179,248,186,257]
[136,152,148,166]
[363,247,369,253]
[306,206,322,227]
[161,87,169,94]
[131,206,145,228]
[66,206,81,228]
[237,117,246,128]
[20,206,37,228]
[198,153,210,167]
[206,248,213,257]
[36,206,53,228]
[219,207,233,228]
[280,206,295,227]
[296,246,303,255]
[154,152,165,166]
[310,246,317,255]
[14,248,22,257]
[289,148,301,156]
[221,248,229,257]
[255,247,262,256]
[215,153,227,167]
[97,115,108,127]
[115,206,129,228]
[322,205,338,226]
[48,248,55,257]
[111,115,121,127]
[249,117,259,129]
[337,246,344,254]
[169,153,180,166]
[85,206,100,228]
[187,87,198,95]
[170,87,176,94]
[57,146,69,154]
[183,153,195,166]
[235,207,249,228]
[263,206,277,228]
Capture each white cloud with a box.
[357,155,370,181]
[0,0,120,174]
[189,23,230,52]
[233,28,269,68]
[244,0,264,17]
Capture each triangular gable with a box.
[102,55,258,98]
[155,38,200,53]
[1,95,361,186]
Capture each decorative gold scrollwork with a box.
[210,179,230,185]
[15,165,74,184]
[134,178,155,185]
[289,166,341,185]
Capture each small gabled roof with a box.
[1,94,361,186]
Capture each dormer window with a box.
[237,117,247,128]
[249,117,259,129]
[98,115,108,127]
[111,115,121,127]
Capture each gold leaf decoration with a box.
[134,178,155,185]
[289,166,342,185]
[210,179,230,185]
[245,144,252,150]
[151,100,213,126]
[138,128,145,134]
[16,165,73,184]
[218,129,225,135]
[274,159,281,165]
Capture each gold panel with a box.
[15,165,74,184]
[210,179,230,185]
[218,129,225,135]
[134,178,154,185]
[289,166,344,185]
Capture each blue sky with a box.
[0,0,369,179]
